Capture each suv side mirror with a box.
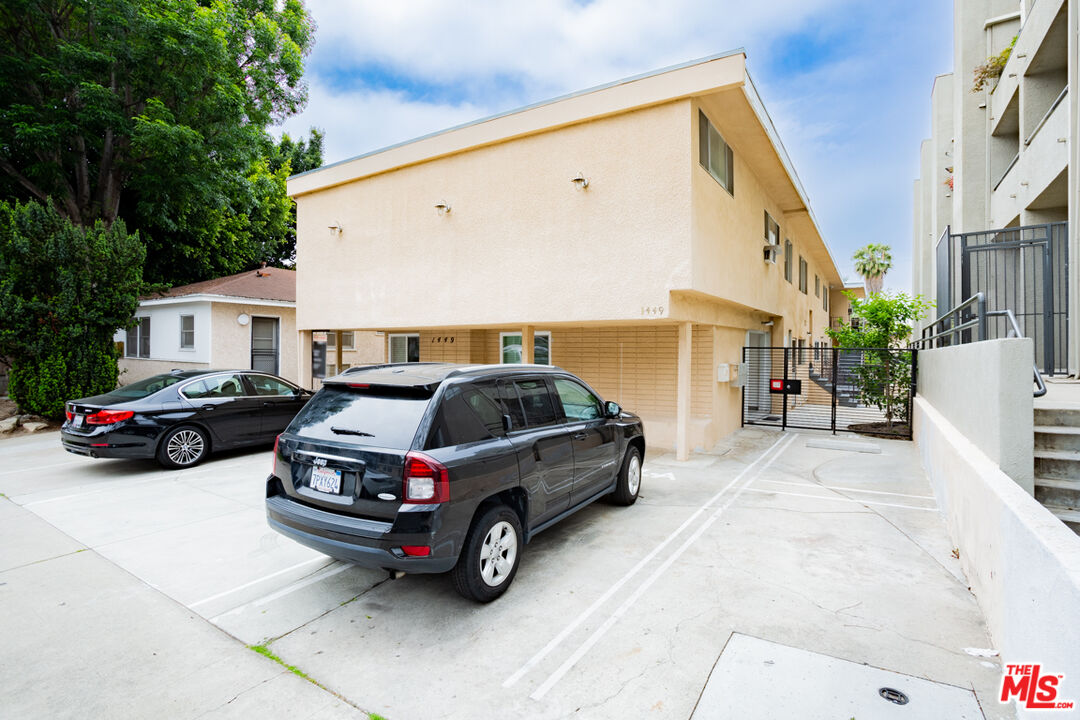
[502,414,513,433]
[605,401,621,418]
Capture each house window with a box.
[326,331,355,350]
[784,240,793,283]
[814,275,820,298]
[501,331,551,365]
[126,317,151,358]
[389,333,419,363]
[698,110,734,194]
[179,315,195,350]
[798,257,808,294]
[764,211,780,246]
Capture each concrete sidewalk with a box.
[1,428,1012,719]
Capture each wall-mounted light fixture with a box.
[328,222,343,237]
[945,166,953,173]
[570,173,589,190]
[434,202,451,216]
[237,313,250,326]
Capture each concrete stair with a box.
[1033,407,1080,535]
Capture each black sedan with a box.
[61,370,313,468]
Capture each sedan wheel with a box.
[157,426,209,469]
[452,505,523,602]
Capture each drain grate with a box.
[879,687,910,705]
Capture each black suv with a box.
[265,363,645,602]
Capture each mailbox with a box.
[769,378,802,395]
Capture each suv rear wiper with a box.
[330,426,375,437]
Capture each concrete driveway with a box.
[1,428,1012,719]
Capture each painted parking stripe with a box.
[189,556,332,609]
[503,432,793,690]
[528,433,799,701]
[740,487,938,511]
[209,562,352,622]
[757,478,935,500]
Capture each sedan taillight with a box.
[403,452,450,504]
[86,409,134,425]
[65,410,74,422]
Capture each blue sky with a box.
[278,0,955,291]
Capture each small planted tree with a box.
[827,292,932,428]
[0,200,145,418]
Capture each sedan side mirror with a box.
[605,401,621,418]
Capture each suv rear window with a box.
[291,385,432,449]
[427,383,505,449]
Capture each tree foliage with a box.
[0,199,146,417]
[827,291,932,426]
[852,243,893,295]
[0,0,315,284]
[260,127,323,267]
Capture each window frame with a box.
[552,376,604,423]
[697,110,734,195]
[764,211,780,246]
[814,275,820,298]
[798,257,808,294]
[179,314,195,351]
[126,316,151,359]
[499,331,552,365]
[388,333,420,363]
[784,239,793,283]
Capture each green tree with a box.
[827,291,932,427]
[259,127,323,267]
[0,200,146,418]
[0,0,315,284]
[852,243,893,295]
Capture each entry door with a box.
[746,330,771,411]
[251,317,280,375]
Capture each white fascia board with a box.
[138,294,296,309]
[742,69,846,285]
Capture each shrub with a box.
[0,200,144,419]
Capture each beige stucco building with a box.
[288,51,846,457]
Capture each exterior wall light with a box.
[328,222,343,237]
[237,313,250,326]
[570,173,589,189]
[434,202,451,215]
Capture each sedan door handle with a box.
[201,405,216,411]
[572,432,589,441]
[263,402,272,407]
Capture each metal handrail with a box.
[987,308,1047,397]
[914,294,1046,397]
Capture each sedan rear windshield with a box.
[290,385,432,449]
[106,374,185,399]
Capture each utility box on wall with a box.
[719,362,747,386]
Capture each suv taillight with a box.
[403,452,449,504]
[86,409,134,425]
[272,434,280,473]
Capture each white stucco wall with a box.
[915,397,1080,717]
[113,300,212,364]
[917,338,1035,492]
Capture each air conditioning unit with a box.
[763,241,781,264]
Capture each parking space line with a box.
[209,562,351,622]
[741,487,937,512]
[189,557,332,609]
[503,433,790,689]
[0,458,88,476]
[758,478,935,500]
[527,432,798,701]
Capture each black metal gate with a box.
[937,222,1067,375]
[741,346,917,439]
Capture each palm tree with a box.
[853,243,892,295]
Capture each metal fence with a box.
[935,222,1068,374]
[741,346,917,439]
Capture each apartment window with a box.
[698,110,734,194]
[126,317,151,358]
[823,287,829,312]
[798,257,808,294]
[179,315,194,350]
[501,331,551,365]
[764,211,780,246]
[389,333,419,363]
[814,275,820,298]
[326,331,355,350]
[784,240,793,283]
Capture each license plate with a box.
[73,415,84,428]
[310,465,342,494]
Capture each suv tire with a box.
[610,446,641,506]
[451,504,522,603]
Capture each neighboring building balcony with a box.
[990,85,1068,225]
